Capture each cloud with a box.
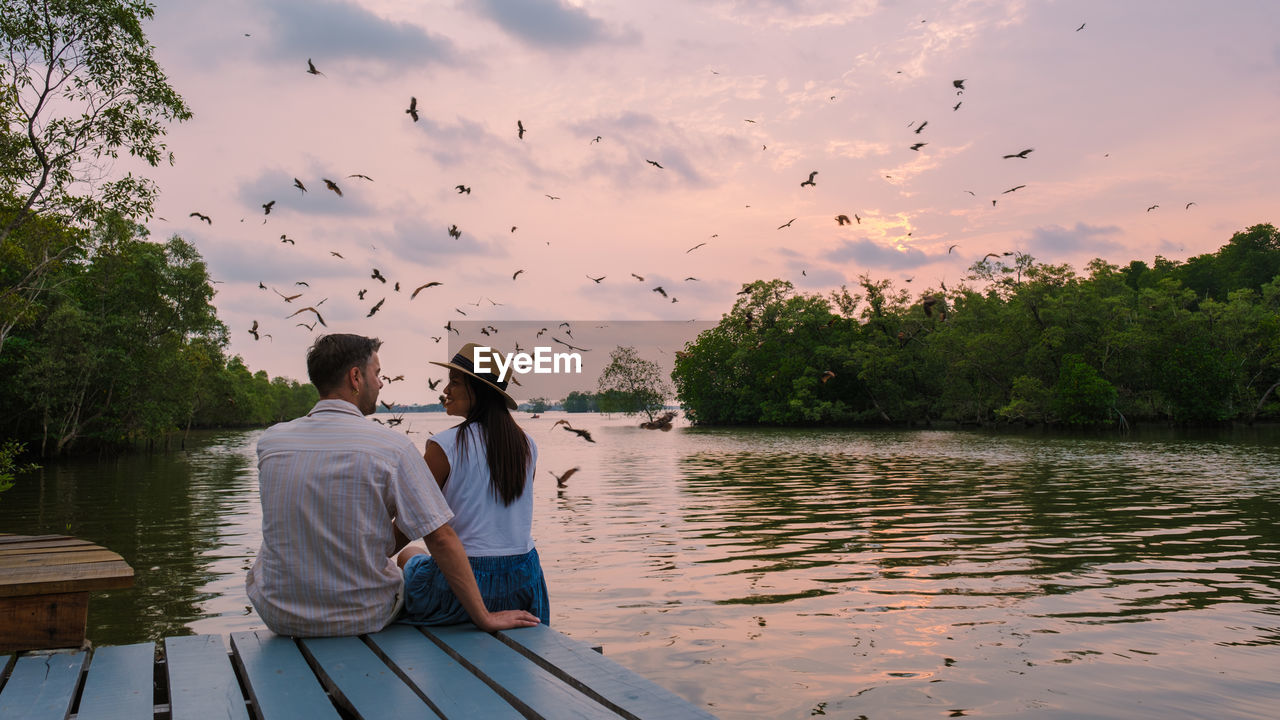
[472,0,638,50]
[828,237,931,270]
[1021,222,1124,259]
[712,0,879,30]
[260,0,457,68]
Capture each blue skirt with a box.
[401,547,550,626]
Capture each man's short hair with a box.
[307,334,382,395]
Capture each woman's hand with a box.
[475,609,541,631]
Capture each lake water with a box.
[3,413,1278,719]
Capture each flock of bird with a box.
[185,23,1213,482]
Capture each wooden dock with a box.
[0,534,134,653]
[0,623,717,719]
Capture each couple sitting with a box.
[245,335,548,636]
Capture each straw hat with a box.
[429,342,518,410]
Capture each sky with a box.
[122,0,1280,405]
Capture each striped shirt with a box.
[246,399,452,636]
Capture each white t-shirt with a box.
[429,423,537,556]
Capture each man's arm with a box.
[422,523,540,631]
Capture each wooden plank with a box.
[0,561,134,597]
[0,592,89,653]
[298,636,434,720]
[365,624,523,719]
[423,625,618,720]
[229,631,341,720]
[0,540,96,556]
[498,625,717,720]
[165,635,250,720]
[76,642,156,720]
[0,535,73,545]
[0,649,86,720]
[0,549,124,569]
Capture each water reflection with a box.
[1,420,1277,718]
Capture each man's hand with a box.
[476,609,541,632]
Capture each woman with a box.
[397,343,550,625]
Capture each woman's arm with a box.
[424,440,450,490]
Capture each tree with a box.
[561,390,596,413]
[597,346,670,422]
[0,0,191,355]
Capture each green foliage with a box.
[0,438,38,499]
[0,214,315,455]
[597,345,670,421]
[526,397,549,413]
[0,0,191,355]
[675,226,1280,428]
[1052,355,1117,425]
[560,390,598,413]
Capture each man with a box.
[246,333,539,636]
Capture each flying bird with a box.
[456,184,471,194]
[323,178,342,196]
[330,251,344,258]
[1002,148,1034,159]
[296,321,316,331]
[279,234,294,244]
[778,218,796,229]
[836,215,851,226]
[652,286,667,298]
[512,269,525,280]
[347,174,373,182]
[405,96,418,121]
[371,268,386,283]
[820,370,836,383]
[189,212,211,224]
[1002,185,1026,194]
[552,337,591,352]
[1147,204,1159,212]
[306,58,324,76]
[914,121,928,134]
[551,419,594,443]
[288,306,327,327]
[517,120,525,139]
[448,224,461,239]
[428,378,441,390]
[591,135,602,143]
[948,244,958,254]
[953,79,966,91]
[273,289,302,302]
[1185,202,1196,209]
[800,171,818,187]
[262,200,275,215]
[953,101,962,111]
[410,282,441,298]
[293,178,306,193]
[631,273,645,281]
[1076,22,1086,31]
[686,242,706,253]
[367,298,385,317]
[358,289,367,300]
[545,194,560,200]
[550,467,579,488]
[587,274,605,283]
[910,142,926,151]
[248,320,260,340]
[647,159,663,169]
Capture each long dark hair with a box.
[454,374,531,506]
